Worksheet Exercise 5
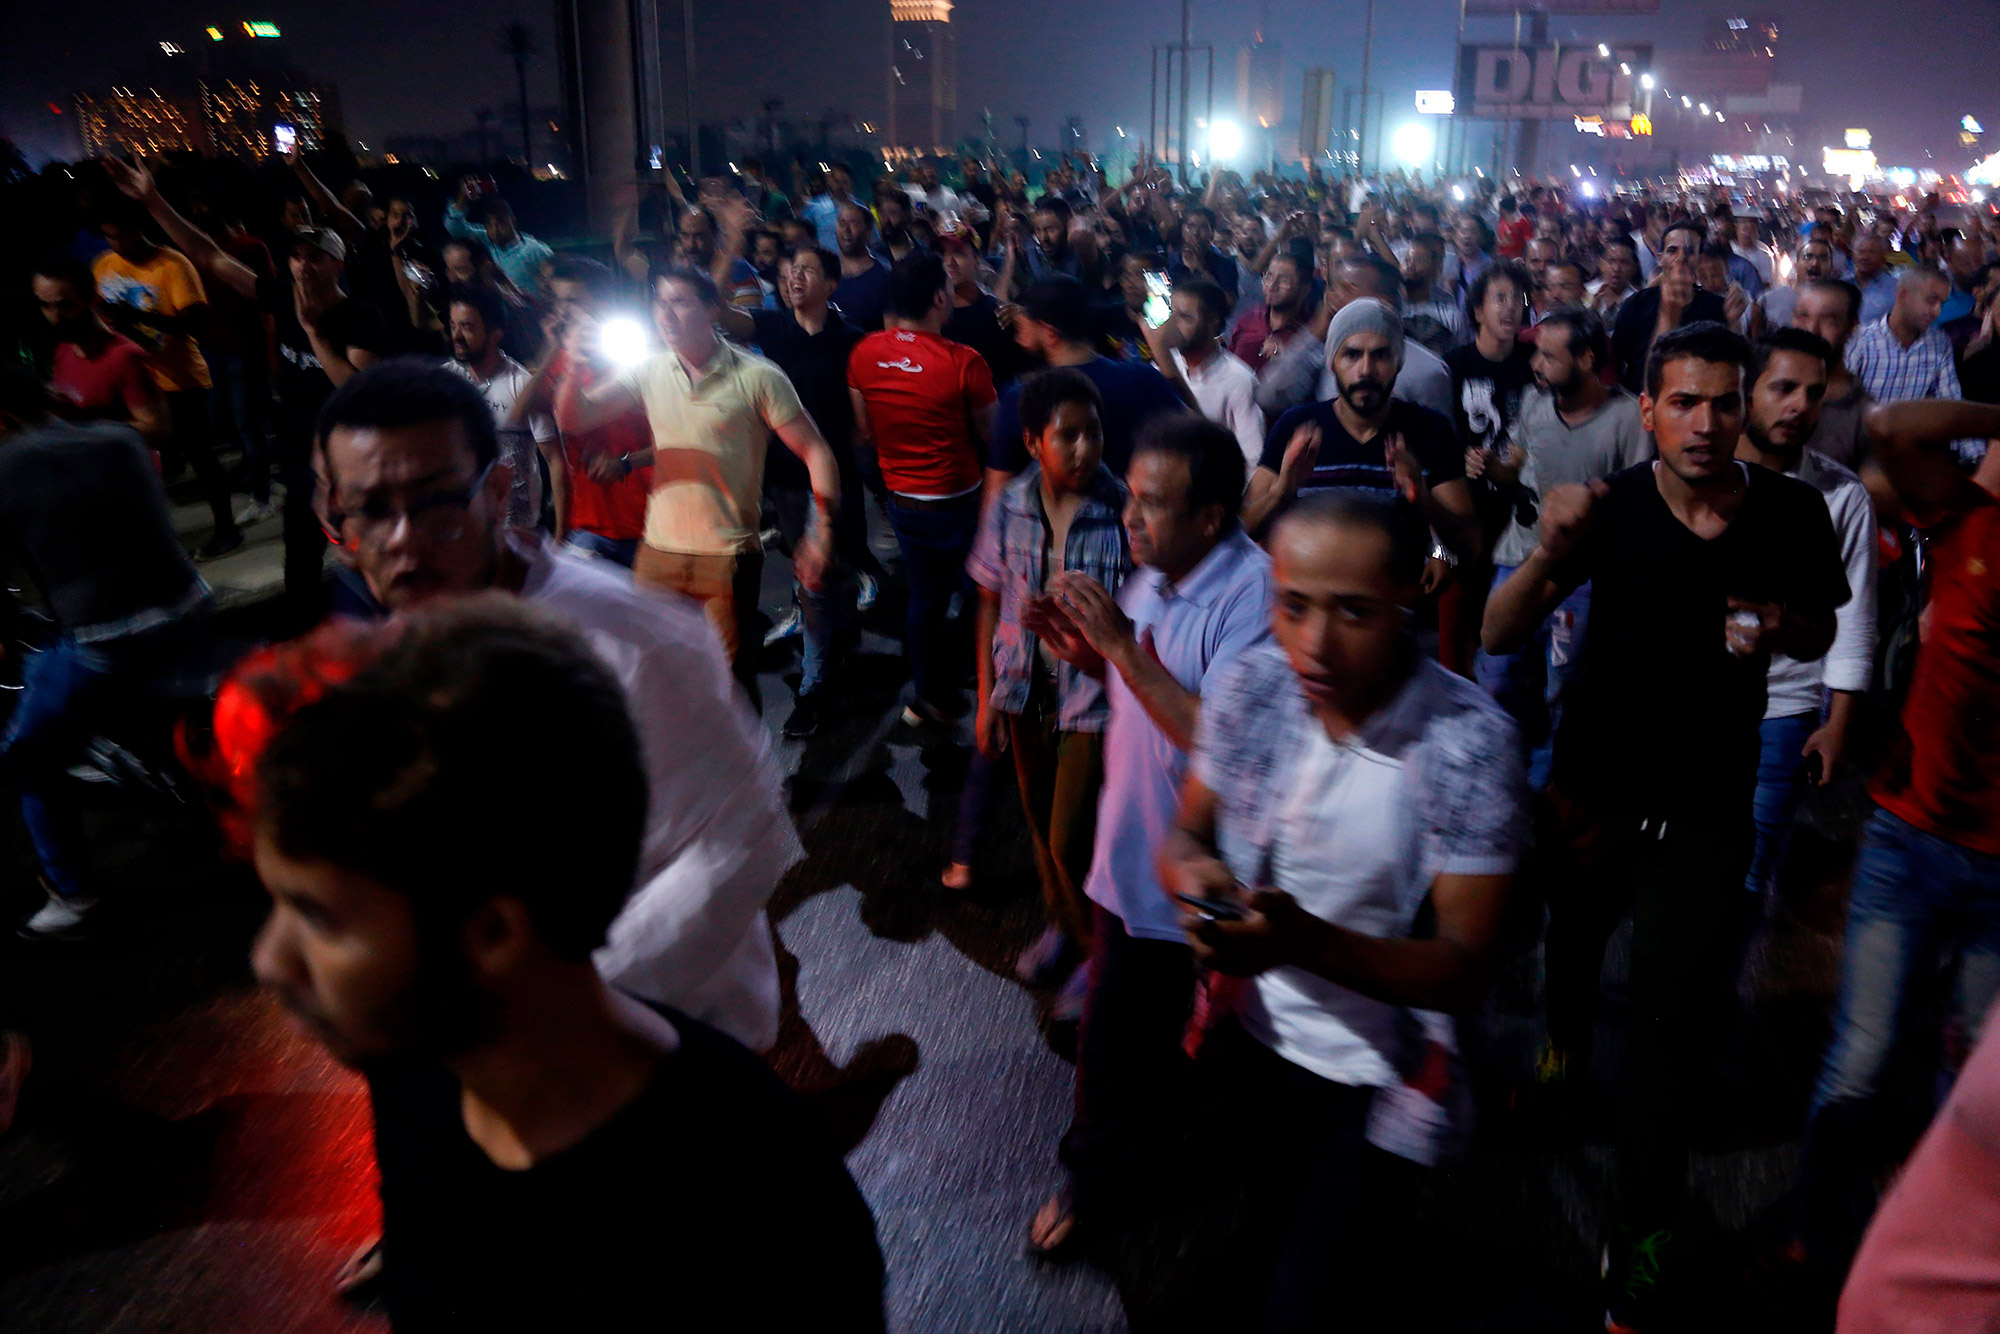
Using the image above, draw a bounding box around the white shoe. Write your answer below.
[762,607,803,647]
[20,890,95,938]
[234,499,279,526]
[856,571,880,610]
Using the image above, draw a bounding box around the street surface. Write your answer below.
[0,488,1865,1331]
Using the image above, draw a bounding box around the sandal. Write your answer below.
[1024,1187,1089,1262]
[940,863,974,892]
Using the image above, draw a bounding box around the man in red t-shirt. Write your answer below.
[1798,395,2000,1277]
[1495,196,1532,261]
[33,258,164,444]
[515,258,652,567]
[847,253,997,722]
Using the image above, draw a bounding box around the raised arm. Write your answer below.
[1863,398,2000,515]
[1482,481,1599,653]
[101,158,257,301]
[286,149,364,245]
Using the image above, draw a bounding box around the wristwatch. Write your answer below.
[1428,540,1459,568]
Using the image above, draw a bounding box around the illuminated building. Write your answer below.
[73,25,342,161]
[888,0,955,152]
[1236,25,1282,134]
[76,88,209,157]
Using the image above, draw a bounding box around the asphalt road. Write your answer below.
[0,504,1873,1332]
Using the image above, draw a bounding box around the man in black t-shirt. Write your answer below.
[1611,219,1728,395]
[104,157,386,622]
[1245,298,1480,574]
[721,244,868,733]
[1446,262,1536,462]
[937,220,1030,389]
[240,600,884,1332]
[1483,322,1846,1331]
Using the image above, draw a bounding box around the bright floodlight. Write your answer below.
[1641,73,1655,89]
[1207,118,1244,162]
[1451,184,1467,201]
[1391,122,1435,168]
[1581,182,1597,197]
[599,316,651,368]
[1597,43,1610,57]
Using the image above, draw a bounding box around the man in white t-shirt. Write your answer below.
[1148,275,1265,478]
[445,283,560,531]
[1160,491,1525,1329]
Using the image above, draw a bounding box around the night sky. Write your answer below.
[5,0,1996,171]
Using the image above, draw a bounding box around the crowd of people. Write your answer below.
[4,140,2000,1331]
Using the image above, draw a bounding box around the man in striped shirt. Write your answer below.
[1846,267,1959,406]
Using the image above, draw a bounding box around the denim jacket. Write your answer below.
[966,463,1131,732]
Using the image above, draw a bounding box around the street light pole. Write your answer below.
[1357,0,1375,176]
[683,0,698,176]
[1179,0,1193,186]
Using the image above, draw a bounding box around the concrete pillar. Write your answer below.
[557,0,643,235]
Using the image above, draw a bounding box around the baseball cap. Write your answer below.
[933,217,978,252]
[292,226,347,264]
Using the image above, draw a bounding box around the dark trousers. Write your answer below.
[207,350,272,504]
[1542,789,1753,1236]
[883,492,979,710]
[1006,686,1104,948]
[1060,905,1196,1223]
[278,431,327,624]
[1196,1021,1426,1332]
[165,389,239,538]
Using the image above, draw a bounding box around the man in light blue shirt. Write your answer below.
[444,193,554,300]
[803,164,865,250]
[1020,414,1273,1259]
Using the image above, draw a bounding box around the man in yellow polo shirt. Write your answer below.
[555,266,841,710]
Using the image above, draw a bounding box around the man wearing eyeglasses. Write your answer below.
[316,357,800,1058]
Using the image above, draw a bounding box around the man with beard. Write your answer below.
[1484,323,1846,1332]
[1791,279,1871,468]
[832,203,893,332]
[1169,206,1238,305]
[1472,307,1648,774]
[239,597,882,1329]
[1028,195,1081,282]
[675,203,764,310]
[1400,232,1470,355]
[1611,220,1727,395]
[937,219,1030,389]
[874,187,925,265]
[443,283,561,533]
[1228,252,1316,374]
[1733,329,1876,906]
[1245,299,1480,573]
[1587,236,1642,321]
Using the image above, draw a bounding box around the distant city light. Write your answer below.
[1682,96,1692,109]
[242,20,281,37]
[1699,103,1710,115]
[206,26,224,40]
[1965,115,1986,135]
[1414,90,1455,115]
[1596,43,1610,57]
[160,41,185,55]
[1581,182,1597,197]
[1390,122,1436,167]
[1619,63,1630,76]
[1640,73,1655,90]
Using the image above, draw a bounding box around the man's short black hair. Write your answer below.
[1661,218,1705,251]
[1129,413,1244,534]
[1341,253,1405,301]
[1468,261,1529,320]
[652,265,720,307]
[31,254,95,295]
[442,235,492,266]
[1018,366,1105,444]
[317,358,500,486]
[1022,275,1096,342]
[788,244,842,280]
[1748,326,1834,390]
[1602,234,1640,261]
[1276,489,1429,586]
[1182,204,1216,227]
[886,252,948,321]
[255,597,648,964]
[1410,230,1446,257]
[1539,306,1608,368]
[446,281,508,334]
[1548,257,1586,285]
[1804,277,1863,326]
[1697,242,1734,265]
[549,255,621,301]
[1174,275,1230,326]
[1644,320,1751,400]
[1033,194,1073,222]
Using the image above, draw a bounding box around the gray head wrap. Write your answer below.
[1325,297,1406,373]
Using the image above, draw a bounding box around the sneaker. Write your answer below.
[856,571,880,611]
[233,499,279,527]
[940,862,974,892]
[782,691,824,740]
[1603,1229,1674,1334]
[763,607,804,648]
[1015,926,1079,988]
[20,888,96,939]
[195,529,246,562]
[900,694,966,728]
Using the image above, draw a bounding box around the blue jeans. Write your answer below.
[1812,808,2000,1113]
[768,484,855,697]
[1746,711,1820,895]
[0,624,197,899]
[1473,566,1589,788]
[884,493,979,709]
[563,531,639,568]
[208,350,271,505]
